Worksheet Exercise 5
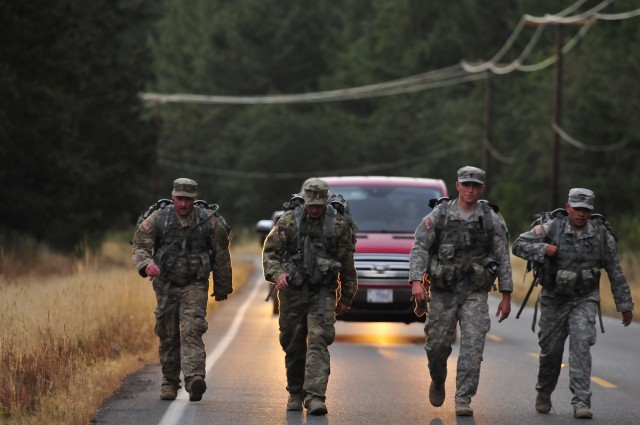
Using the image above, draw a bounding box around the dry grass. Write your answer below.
[1,233,636,424]
[0,236,257,425]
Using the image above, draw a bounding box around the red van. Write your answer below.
[322,176,447,323]
[258,176,448,323]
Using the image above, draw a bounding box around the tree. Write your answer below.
[0,0,160,251]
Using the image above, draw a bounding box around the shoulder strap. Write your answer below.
[323,205,338,255]
[546,216,565,246]
[478,200,495,233]
[156,205,173,240]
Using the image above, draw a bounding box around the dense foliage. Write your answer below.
[0,0,159,251]
[2,0,639,251]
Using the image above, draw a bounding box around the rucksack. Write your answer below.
[281,192,359,240]
[427,196,500,247]
[516,208,616,332]
[135,199,231,235]
[525,208,616,277]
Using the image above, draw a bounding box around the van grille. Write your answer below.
[354,253,410,285]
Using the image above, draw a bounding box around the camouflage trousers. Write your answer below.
[536,294,597,407]
[153,279,209,389]
[278,284,337,402]
[424,289,491,404]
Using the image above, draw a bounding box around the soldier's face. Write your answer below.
[305,204,326,219]
[172,195,196,217]
[566,204,591,229]
[456,181,484,205]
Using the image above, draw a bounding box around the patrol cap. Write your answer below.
[302,178,329,205]
[457,166,486,185]
[568,188,595,210]
[172,178,198,198]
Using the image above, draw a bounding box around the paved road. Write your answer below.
[94,263,640,425]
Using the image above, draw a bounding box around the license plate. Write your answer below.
[367,289,393,303]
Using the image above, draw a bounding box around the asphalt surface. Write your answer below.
[93,258,640,425]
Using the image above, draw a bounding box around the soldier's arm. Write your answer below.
[492,212,513,293]
[262,213,293,283]
[511,222,551,263]
[335,219,357,305]
[408,210,437,283]
[210,216,233,297]
[131,211,159,278]
[603,232,634,313]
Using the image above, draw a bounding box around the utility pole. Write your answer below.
[524,17,596,209]
[551,24,563,208]
[483,71,493,193]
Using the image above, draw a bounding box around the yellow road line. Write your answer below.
[591,376,617,388]
[487,334,502,342]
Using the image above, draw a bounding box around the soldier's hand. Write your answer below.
[336,302,350,316]
[276,273,290,290]
[544,244,558,257]
[622,311,633,326]
[411,280,428,301]
[145,262,160,277]
[496,292,511,323]
[213,293,228,302]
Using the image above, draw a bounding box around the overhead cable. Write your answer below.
[481,137,519,164]
[157,143,473,179]
[461,0,589,74]
[516,22,592,72]
[139,0,640,105]
[594,7,640,20]
[483,26,544,75]
[142,69,486,105]
[551,123,630,152]
[523,0,614,24]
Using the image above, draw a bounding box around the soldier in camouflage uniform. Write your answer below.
[262,178,357,416]
[409,166,513,417]
[512,188,634,419]
[132,178,232,402]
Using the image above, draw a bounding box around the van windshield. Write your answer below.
[331,185,443,233]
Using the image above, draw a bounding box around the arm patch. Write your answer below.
[533,224,543,236]
[423,217,434,231]
[140,219,153,233]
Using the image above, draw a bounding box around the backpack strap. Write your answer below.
[478,200,496,233]
[156,205,173,245]
[323,205,337,256]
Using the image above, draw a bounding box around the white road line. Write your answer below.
[157,275,263,425]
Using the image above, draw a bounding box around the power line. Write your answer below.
[552,122,630,152]
[141,69,485,105]
[523,0,614,24]
[461,0,589,74]
[462,0,620,75]
[157,143,473,180]
[141,0,640,106]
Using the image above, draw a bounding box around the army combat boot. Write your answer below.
[429,380,445,407]
[455,402,473,416]
[304,398,328,416]
[160,385,178,401]
[286,393,303,411]
[574,405,593,419]
[535,392,552,414]
[187,376,207,402]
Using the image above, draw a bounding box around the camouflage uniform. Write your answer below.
[512,188,633,410]
[409,169,513,406]
[262,182,357,407]
[132,179,232,394]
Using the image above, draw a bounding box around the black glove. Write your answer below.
[212,293,228,301]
